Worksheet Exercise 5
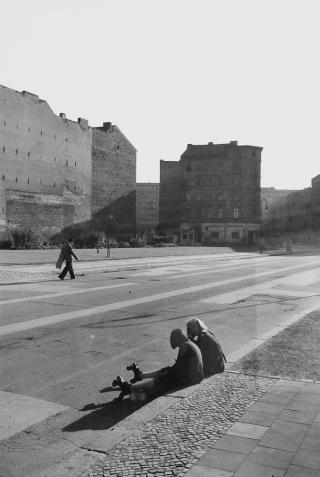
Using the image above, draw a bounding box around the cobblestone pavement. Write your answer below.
[87,373,275,477]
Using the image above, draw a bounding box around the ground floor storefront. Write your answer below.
[180,222,261,245]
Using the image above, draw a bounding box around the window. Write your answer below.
[54,157,57,162]
[217,193,224,201]
[15,177,18,182]
[182,233,187,240]
[2,175,5,180]
[218,208,223,218]
[3,121,5,126]
[233,208,239,219]
[231,232,240,239]
[28,127,30,132]
[75,161,77,167]
[16,149,18,155]
[54,183,56,188]
[2,146,5,153]
[233,192,240,201]
[41,130,43,136]
[211,232,220,238]
[28,152,30,157]
[196,192,201,201]
[233,175,240,185]
[27,178,30,184]
[66,160,68,166]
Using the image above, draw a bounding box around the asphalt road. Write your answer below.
[2,250,320,476]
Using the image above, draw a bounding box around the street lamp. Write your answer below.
[106,214,114,258]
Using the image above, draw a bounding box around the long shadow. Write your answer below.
[63,385,148,433]
[63,382,185,433]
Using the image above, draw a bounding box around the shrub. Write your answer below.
[11,226,42,249]
[0,240,12,249]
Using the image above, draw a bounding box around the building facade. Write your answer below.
[0,85,136,239]
[260,187,297,227]
[159,141,262,245]
[136,182,159,237]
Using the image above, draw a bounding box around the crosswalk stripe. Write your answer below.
[202,267,320,304]
[0,259,319,337]
[0,282,136,306]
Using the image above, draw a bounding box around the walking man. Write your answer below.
[58,237,79,280]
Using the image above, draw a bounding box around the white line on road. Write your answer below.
[0,254,294,305]
[0,282,137,306]
[202,267,320,304]
[1,259,319,337]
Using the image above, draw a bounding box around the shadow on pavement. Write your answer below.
[63,381,187,433]
[63,396,145,432]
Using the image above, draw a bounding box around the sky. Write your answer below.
[1,0,319,189]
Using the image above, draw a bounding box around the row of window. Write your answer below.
[185,160,258,174]
[186,192,240,202]
[198,230,241,240]
[2,121,67,141]
[184,208,240,219]
[184,175,260,187]
[1,146,77,167]
[1,175,78,191]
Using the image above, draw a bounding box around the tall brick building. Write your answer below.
[159,141,262,245]
[0,85,136,238]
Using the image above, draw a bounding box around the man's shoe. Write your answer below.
[58,276,64,280]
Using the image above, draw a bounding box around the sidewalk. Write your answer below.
[74,310,320,477]
[0,250,260,285]
[0,245,317,285]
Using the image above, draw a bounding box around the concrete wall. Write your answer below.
[91,123,136,214]
[0,85,137,241]
[0,86,92,236]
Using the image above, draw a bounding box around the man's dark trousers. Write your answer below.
[59,260,75,279]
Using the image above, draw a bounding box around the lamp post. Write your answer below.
[106,214,114,258]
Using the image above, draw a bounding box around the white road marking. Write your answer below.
[0,259,319,337]
[0,282,136,306]
[202,267,320,304]
[0,255,296,305]
[0,390,67,441]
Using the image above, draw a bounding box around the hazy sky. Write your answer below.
[1,0,319,189]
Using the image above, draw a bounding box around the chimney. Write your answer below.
[103,122,112,131]
[78,117,88,129]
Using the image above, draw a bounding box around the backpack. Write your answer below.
[208,331,227,373]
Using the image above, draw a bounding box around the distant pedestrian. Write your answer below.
[186,318,226,377]
[58,237,79,280]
